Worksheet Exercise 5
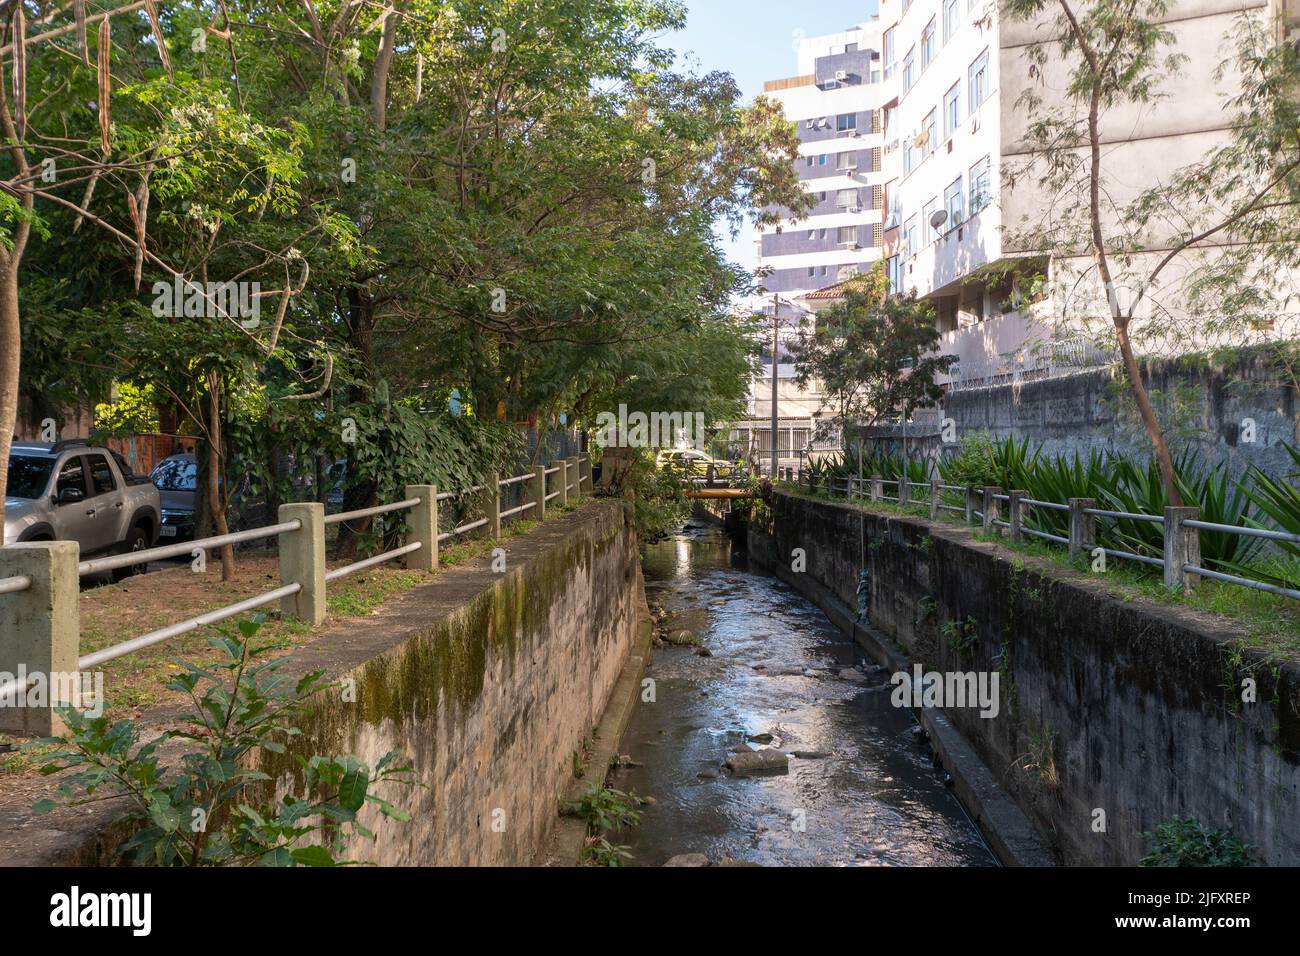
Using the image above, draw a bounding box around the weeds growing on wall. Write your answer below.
[31,617,416,866]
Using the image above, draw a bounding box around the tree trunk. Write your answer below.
[0,259,19,524]
[206,371,235,581]
[1115,320,1183,506]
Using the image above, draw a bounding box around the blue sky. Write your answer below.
[666,0,879,273]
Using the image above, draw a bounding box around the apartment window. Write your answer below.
[836,113,858,132]
[887,255,903,293]
[921,18,936,70]
[819,154,829,166]
[883,28,895,78]
[903,139,915,175]
[903,0,913,15]
[904,215,918,256]
[838,226,858,244]
[944,176,965,227]
[923,198,938,243]
[969,49,990,113]
[970,155,991,212]
[923,108,937,156]
[837,188,860,209]
[838,264,860,281]
[808,230,817,241]
[902,48,916,92]
[885,184,900,227]
[944,0,960,42]
[943,82,961,139]
[808,267,816,278]
[820,229,828,239]
[837,151,858,170]
[806,156,814,168]
[846,42,859,53]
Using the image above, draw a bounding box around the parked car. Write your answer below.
[655,448,736,481]
[4,440,161,580]
[150,452,198,541]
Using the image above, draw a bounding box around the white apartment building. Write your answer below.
[736,22,891,473]
[755,22,890,299]
[878,0,1296,390]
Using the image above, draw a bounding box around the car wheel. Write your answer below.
[111,527,150,582]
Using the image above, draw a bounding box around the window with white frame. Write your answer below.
[837,151,858,170]
[923,109,937,156]
[944,0,960,42]
[970,155,991,212]
[921,18,936,70]
[904,215,918,256]
[838,225,857,244]
[837,188,860,209]
[944,176,965,227]
[969,49,989,113]
[836,113,858,132]
[944,82,961,139]
[923,198,938,243]
[883,28,895,78]
[902,47,915,91]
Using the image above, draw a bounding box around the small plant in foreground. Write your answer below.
[581,835,634,867]
[562,784,644,833]
[1140,817,1254,867]
[32,617,417,866]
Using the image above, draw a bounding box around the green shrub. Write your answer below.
[1140,817,1253,867]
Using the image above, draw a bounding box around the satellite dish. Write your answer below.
[929,209,949,230]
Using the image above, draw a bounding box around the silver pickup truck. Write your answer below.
[4,440,161,580]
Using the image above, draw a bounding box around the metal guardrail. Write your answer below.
[2,454,593,696]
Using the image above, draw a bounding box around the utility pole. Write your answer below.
[770,293,780,479]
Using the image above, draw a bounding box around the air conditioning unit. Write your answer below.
[913,130,930,149]
[835,69,849,81]
[848,129,860,137]
[849,206,862,214]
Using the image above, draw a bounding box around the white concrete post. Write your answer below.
[899,478,910,508]
[870,475,883,502]
[279,502,326,626]
[930,479,942,520]
[405,485,439,571]
[1164,507,1202,592]
[532,465,547,521]
[965,487,980,524]
[1068,498,1096,562]
[580,456,593,492]
[0,542,80,736]
[1008,490,1026,542]
[566,456,581,499]
[983,487,1001,533]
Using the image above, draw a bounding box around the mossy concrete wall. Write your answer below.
[755,491,1300,866]
[4,501,641,867]
[268,500,642,866]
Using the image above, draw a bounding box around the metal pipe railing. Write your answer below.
[0,575,31,596]
[79,583,303,669]
[79,519,304,576]
[324,497,421,526]
[326,542,423,583]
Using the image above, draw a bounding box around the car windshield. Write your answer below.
[151,458,197,491]
[7,455,55,499]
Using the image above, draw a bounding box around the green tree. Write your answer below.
[791,264,955,440]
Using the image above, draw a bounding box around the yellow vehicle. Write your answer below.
[655,449,735,480]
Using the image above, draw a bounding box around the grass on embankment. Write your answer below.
[780,483,1300,664]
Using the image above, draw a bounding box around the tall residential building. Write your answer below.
[877,0,1295,391]
[756,21,890,297]
[734,21,890,474]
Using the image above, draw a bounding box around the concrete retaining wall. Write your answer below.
[5,501,642,867]
[755,491,1300,866]
[939,353,1299,480]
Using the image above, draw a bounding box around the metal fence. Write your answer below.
[0,457,593,706]
[799,472,1300,603]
